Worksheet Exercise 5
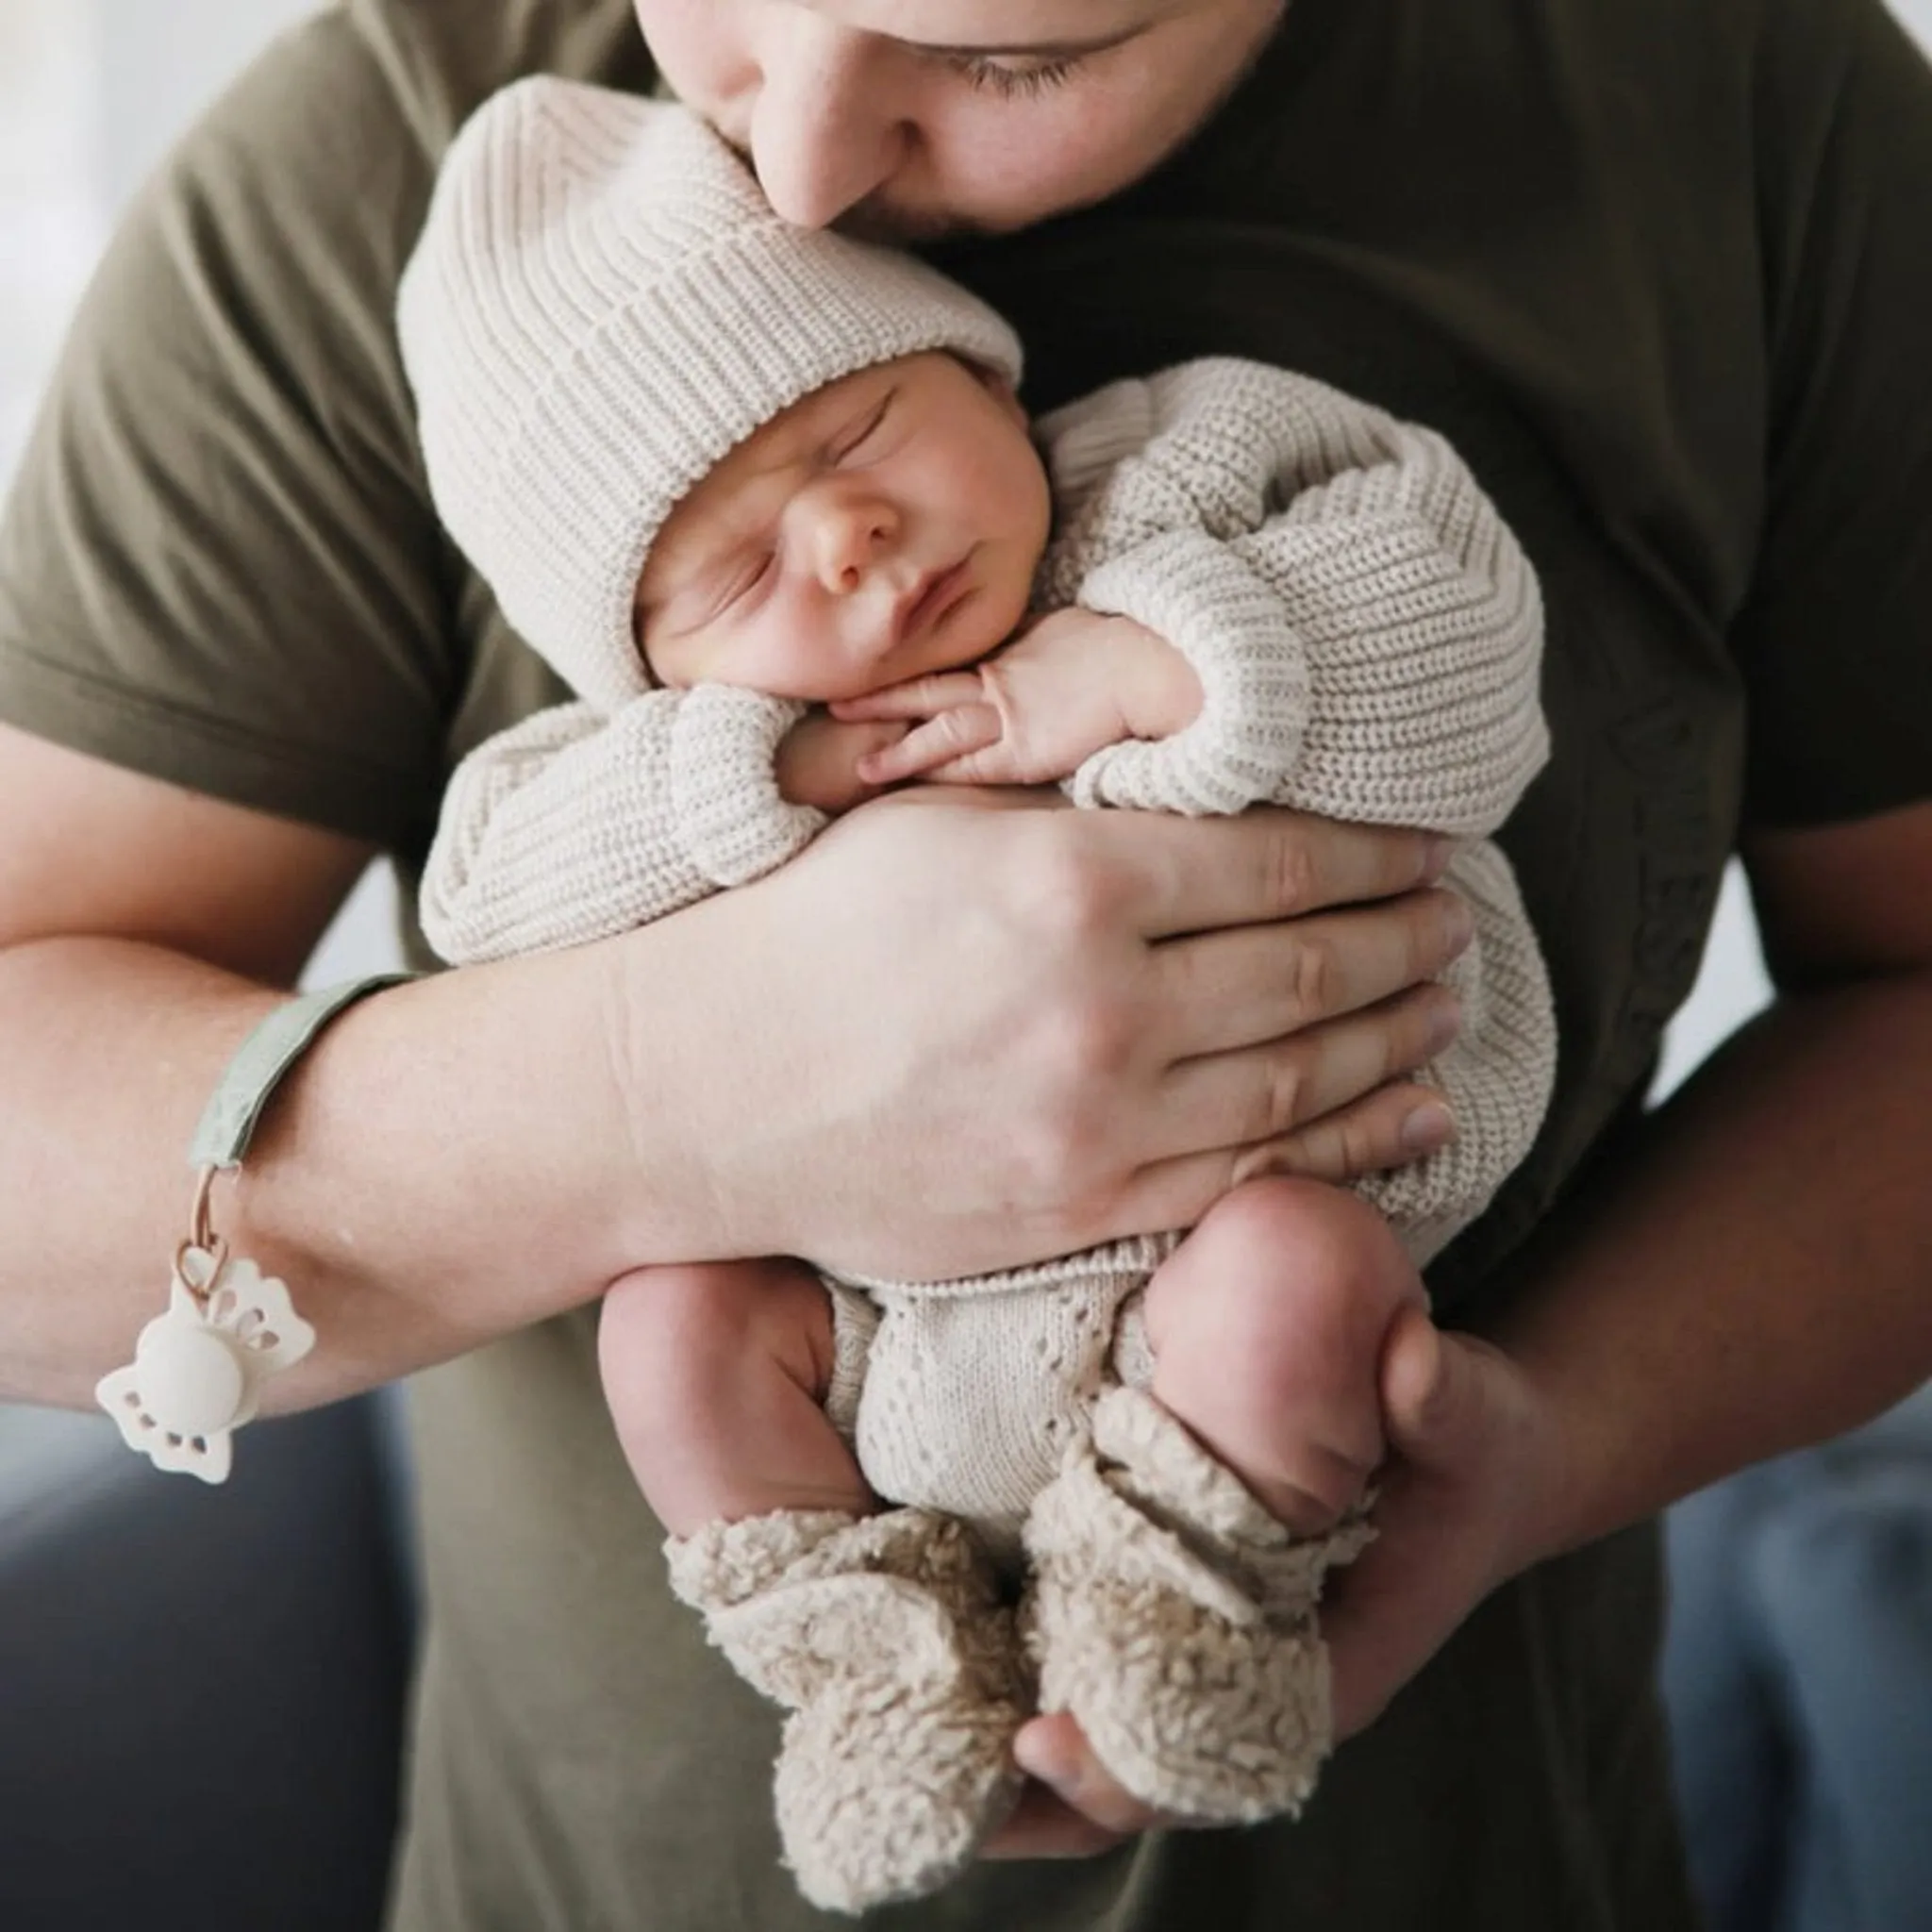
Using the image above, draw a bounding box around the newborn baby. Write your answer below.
[401,78,1555,1917]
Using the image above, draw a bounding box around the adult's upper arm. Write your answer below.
[1742,802,1932,992]
[1730,7,1932,990]
[1732,0,1932,833]
[0,722,373,986]
[0,9,458,857]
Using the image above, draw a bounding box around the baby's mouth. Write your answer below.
[895,556,972,646]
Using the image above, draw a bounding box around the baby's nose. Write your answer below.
[812,493,899,592]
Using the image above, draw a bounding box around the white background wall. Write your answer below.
[93,0,318,207]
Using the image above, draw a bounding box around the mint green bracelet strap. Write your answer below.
[96,972,419,1485]
[189,974,417,1172]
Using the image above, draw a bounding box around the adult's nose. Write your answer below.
[747,17,909,227]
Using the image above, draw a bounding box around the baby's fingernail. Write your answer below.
[1401,1100,1455,1155]
[1420,835,1454,882]
[1439,894,1474,954]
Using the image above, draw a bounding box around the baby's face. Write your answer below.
[636,352,1051,700]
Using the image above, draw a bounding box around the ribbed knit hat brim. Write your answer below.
[399,78,1024,711]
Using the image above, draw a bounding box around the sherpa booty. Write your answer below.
[1021,1384,1374,1824]
[664,1506,1027,1914]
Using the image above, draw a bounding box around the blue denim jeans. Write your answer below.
[1663,1384,1932,1932]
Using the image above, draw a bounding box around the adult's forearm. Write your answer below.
[0,778,1475,1419]
[0,936,704,1412]
[1499,967,1932,1566]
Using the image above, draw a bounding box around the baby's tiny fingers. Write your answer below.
[831,672,983,722]
[858,704,1003,782]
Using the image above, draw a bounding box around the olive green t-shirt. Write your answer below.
[4,0,1930,1925]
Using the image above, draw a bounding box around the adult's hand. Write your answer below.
[981,1307,1562,1858]
[980,803,1932,1860]
[617,786,1471,1280]
[1321,1307,1559,1738]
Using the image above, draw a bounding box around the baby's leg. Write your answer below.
[598,1258,872,1537]
[615,1264,1024,1912]
[1142,1176,1426,1536]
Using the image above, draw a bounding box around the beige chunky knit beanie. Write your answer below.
[398,77,1024,711]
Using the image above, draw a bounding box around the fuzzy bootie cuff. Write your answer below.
[1023,1387,1373,1824]
[666,1506,1026,1914]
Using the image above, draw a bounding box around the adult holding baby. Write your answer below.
[401,79,1555,1911]
[2,3,1930,1930]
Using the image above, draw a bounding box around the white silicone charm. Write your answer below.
[94,1248,316,1483]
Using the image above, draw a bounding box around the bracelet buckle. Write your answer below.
[94,974,414,1482]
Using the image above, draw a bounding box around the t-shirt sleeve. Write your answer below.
[1732,0,1932,829]
[0,11,457,852]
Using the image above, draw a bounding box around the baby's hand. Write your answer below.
[833,609,1202,789]
[774,711,912,815]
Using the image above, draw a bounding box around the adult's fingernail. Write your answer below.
[1014,1724,1080,1794]
[1401,1099,1455,1154]
[1424,990,1462,1057]
[1410,1320,1446,1426]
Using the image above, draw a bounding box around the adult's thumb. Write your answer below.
[1380,1306,1498,1467]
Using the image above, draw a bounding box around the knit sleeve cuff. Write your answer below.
[668,684,825,886]
[1066,530,1310,816]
